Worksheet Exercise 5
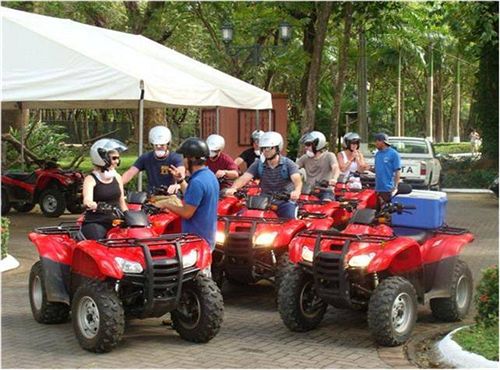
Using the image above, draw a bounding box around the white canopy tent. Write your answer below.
[1,6,273,189]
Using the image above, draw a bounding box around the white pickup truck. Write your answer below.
[362,136,443,190]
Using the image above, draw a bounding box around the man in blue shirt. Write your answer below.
[374,133,401,205]
[160,137,219,250]
[122,125,185,193]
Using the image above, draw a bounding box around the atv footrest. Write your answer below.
[435,225,469,235]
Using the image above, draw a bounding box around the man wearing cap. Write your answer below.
[374,133,401,205]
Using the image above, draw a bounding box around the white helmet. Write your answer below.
[300,131,327,151]
[343,132,361,148]
[149,125,172,145]
[206,134,225,157]
[90,138,128,167]
[251,130,264,143]
[259,131,283,151]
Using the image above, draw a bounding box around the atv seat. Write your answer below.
[392,226,433,244]
[5,172,36,183]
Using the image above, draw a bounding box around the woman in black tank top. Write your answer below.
[82,140,128,240]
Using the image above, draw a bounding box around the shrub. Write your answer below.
[1,217,10,259]
[475,265,499,327]
[434,142,474,154]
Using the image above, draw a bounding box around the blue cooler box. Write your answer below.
[392,190,447,229]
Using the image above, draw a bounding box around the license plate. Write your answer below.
[400,164,420,176]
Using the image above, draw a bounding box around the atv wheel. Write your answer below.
[66,202,85,214]
[368,276,417,346]
[1,190,11,215]
[277,266,327,332]
[29,261,70,324]
[39,188,66,217]
[72,280,124,353]
[13,202,35,213]
[274,252,292,291]
[430,260,473,322]
[172,275,224,343]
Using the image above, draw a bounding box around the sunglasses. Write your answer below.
[110,156,120,161]
[304,142,313,147]
[261,147,274,151]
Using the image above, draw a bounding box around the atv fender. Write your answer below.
[367,238,423,275]
[28,232,74,265]
[71,241,124,280]
[40,257,71,304]
[424,255,458,302]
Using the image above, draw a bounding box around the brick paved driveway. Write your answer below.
[1,193,497,368]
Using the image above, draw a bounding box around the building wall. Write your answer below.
[201,93,288,162]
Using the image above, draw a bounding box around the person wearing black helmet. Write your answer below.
[235,129,264,172]
[160,137,219,250]
[374,133,401,205]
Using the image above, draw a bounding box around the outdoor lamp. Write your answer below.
[279,21,292,43]
[221,21,234,44]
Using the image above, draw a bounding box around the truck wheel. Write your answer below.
[72,280,124,353]
[13,202,35,213]
[172,275,224,343]
[368,276,417,346]
[430,260,473,321]
[1,190,11,215]
[39,189,66,217]
[29,261,70,324]
[277,266,327,332]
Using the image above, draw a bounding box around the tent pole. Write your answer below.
[256,110,259,131]
[138,81,145,192]
[216,107,220,134]
[19,102,25,171]
[268,109,272,130]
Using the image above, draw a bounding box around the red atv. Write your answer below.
[278,184,473,346]
[334,173,378,209]
[1,159,84,217]
[28,203,224,353]
[212,192,335,288]
[217,180,261,216]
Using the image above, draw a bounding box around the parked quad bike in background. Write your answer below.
[28,203,223,353]
[334,173,378,209]
[278,183,474,347]
[489,176,499,198]
[1,159,84,217]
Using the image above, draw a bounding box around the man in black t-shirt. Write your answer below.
[235,129,264,172]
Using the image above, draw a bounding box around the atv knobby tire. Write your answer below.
[71,280,124,353]
[1,190,11,215]
[430,260,473,322]
[66,202,85,214]
[13,202,35,213]
[172,275,224,343]
[274,252,292,291]
[368,276,417,347]
[277,266,327,332]
[29,261,70,324]
[39,188,66,217]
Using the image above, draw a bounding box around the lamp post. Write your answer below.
[221,20,292,64]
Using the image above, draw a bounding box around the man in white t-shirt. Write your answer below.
[297,131,340,201]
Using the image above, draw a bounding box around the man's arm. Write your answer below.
[232,172,253,190]
[329,153,340,184]
[122,166,139,185]
[290,172,303,200]
[162,202,197,219]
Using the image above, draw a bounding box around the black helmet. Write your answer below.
[176,137,209,159]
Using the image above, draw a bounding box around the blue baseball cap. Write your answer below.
[374,133,391,146]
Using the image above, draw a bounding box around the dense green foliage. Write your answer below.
[454,265,499,362]
[453,324,499,361]
[475,265,499,327]
[1,217,10,259]
[2,1,497,169]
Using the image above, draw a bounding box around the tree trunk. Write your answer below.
[452,59,461,142]
[395,48,402,136]
[425,44,434,141]
[329,2,353,149]
[357,30,368,141]
[301,2,333,135]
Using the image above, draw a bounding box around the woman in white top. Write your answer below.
[337,132,369,178]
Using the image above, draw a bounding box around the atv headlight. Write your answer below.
[348,252,376,268]
[115,257,143,273]
[301,247,314,262]
[215,231,226,245]
[254,232,278,247]
[182,249,198,268]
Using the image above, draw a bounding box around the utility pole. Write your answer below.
[396,47,402,136]
[425,43,434,141]
[358,30,368,144]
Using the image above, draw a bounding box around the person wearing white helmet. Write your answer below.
[205,134,239,190]
[226,131,302,219]
[122,125,185,193]
[234,129,264,171]
[337,132,369,181]
[297,130,340,201]
[81,138,128,240]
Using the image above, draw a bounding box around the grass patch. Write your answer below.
[434,142,474,154]
[453,324,499,361]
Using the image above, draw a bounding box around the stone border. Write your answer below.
[437,326,499,368]
[0,254,20,272]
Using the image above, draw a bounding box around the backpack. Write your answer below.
[257,156,290,180]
